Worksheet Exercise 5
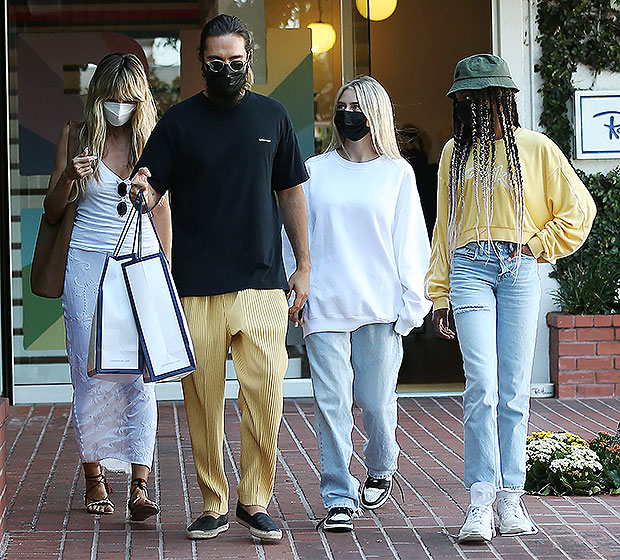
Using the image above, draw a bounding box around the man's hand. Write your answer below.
[287,268,309,326]
[130,166,161,210]
[432,309,456,340]
[278,185,310,326]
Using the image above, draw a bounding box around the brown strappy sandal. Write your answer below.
[85,472,115,515]
[128,478,160,522]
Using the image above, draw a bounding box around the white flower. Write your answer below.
[549,446,602,474]
[526,437,569,466]
[526,432,590,468]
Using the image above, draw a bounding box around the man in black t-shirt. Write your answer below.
[131,15,310,542]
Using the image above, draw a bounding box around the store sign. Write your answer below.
[575,90,620,159]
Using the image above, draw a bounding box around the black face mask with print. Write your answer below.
[455,98,473,128]
[334,110,371,141]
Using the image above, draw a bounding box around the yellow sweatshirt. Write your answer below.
[425,128,597,311]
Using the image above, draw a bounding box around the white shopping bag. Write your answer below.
[87,210,144,382]
[122,194,196,383]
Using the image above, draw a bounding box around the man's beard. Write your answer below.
[206,86,246,107]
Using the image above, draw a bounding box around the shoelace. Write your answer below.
[499,496,522,518]
[468,505,491,523]
[393,476,405,503]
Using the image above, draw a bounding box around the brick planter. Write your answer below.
[548,312,620,398]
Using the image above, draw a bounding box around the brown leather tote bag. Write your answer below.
[30,120,82,298]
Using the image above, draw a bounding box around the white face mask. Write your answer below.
[103,101,136,127]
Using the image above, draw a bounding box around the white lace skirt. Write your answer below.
[62,247,157,472]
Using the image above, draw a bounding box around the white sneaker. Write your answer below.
[496,492,537,536]
[458,504,496,543]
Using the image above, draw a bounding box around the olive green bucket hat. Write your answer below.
[447,53,518,98]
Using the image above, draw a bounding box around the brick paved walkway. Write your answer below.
[2,397,620,559]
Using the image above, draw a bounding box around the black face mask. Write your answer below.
[204,65,247,103]
[455,99,473,128]
[334,110,371,141]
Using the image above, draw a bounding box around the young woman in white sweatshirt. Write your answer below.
[300,76,431,532]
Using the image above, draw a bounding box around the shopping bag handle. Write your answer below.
[112,204,138,258]
[134,191,168,263]
[136,192,144,259]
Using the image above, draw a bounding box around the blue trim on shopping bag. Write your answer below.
[95,253,144,377]
[122,251,196,383]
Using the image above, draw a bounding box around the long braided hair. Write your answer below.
[446,87,524,261]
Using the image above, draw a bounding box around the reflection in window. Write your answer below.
[63,63,97,95]
[62,37,181,115]
[265,0,339,153]
[138,37,181,114]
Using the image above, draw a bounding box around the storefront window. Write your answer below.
[7,0,500,401]
[6,0,375,402]
[7,1,199,402]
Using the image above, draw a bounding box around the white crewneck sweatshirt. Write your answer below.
[288,150,431,337]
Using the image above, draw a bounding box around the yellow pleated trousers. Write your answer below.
[181,289,289,514]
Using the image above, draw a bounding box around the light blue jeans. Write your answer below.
[306,323,403,511]
[449,241,540,491]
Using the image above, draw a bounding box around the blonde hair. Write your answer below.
[326,76,402,159]
[75,53,158,197]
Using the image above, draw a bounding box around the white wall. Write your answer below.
[494,0,619,391]
[493,0,550,388]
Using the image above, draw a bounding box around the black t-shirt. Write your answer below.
[136,91,308,297]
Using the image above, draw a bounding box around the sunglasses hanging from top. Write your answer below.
[117,181,128,216]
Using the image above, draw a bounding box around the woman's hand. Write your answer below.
[64,147,97,181]
[432,309,456,340]
[508,243,534,260]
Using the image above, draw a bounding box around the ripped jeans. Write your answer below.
[449,241,540,491]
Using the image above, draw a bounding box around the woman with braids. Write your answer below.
[45,53,170,520]
[425,54,595,543]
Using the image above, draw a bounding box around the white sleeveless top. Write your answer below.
[70,161,159,255]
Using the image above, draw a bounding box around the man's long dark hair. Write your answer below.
[197,14,254,87]
[447,87,524,259]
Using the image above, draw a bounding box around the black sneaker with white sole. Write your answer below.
[320,507,354,532]
[186,513,229,539]
[360,476,392,510]
[235,502,282,541]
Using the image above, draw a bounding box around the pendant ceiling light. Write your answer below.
[307,0,336,55]
[355,0,398,21]
[307,21,337,55]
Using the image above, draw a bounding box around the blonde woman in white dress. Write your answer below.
[44,53,171,520]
